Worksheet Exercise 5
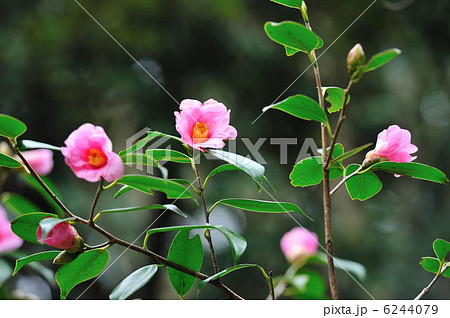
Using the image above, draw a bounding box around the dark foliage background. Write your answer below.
[0,0,449,299]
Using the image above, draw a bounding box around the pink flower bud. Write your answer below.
[21,149,54,176]
[175,99,238,151]
[36,218,81,251]
[363,125,418,168]
[0,206,23,252]
[347,43,366,75]
[280,227,318,264]
[61,123,124,182]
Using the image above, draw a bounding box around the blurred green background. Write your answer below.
[0,0,449,299]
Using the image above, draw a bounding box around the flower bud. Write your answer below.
[347,43,366,75]
[53,250,77,265]
[20,149,54,176]
[280,227,318,265]
[36,218,83,251]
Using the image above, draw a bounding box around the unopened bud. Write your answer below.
[347,43,366,75]
[66,234,85,253]
[362,150,388,168]
[53,250,77,265]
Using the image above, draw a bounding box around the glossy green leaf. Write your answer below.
[0,153,23,168]
[420,257,450,278]
[119,131,154,157]
[331,143,372,163]
[433,239,450,262]
[11,212,57,243]
[56,249,109,300]
[270,0,302,9]
[345,164,382,201]
[1,192,40,215]
[18,140,61,151]
[309,252,366,281]
[20,174,64,216]
[323,87,351,113]
[290,157,323,187]
[263,95,328,124]
[362,49,401,73]
[113,185,135,199]
[13,251,60,276]
[110,264,158,300]
[211,198,311,220]
[290,270,326,299]
[0,114,27,141]
[118,175,193,199]
[369,162,448,184]
[38,217,75,242]
[207,149,265,187]
[146,149,191,164]
[167,230,203,297]
[203,164,243,186]
[96,204,187,219]
[145,224,246,264]
[285,46,299,56]
[198,264,268,293]
[264,21,323,53]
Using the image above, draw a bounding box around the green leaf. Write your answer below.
[0,153,23,168]
[113,185,135,199]
[285,46,299,56]
[18,140,61,151]
[290,157,322,187]
[11,212,57,243]
[345,164,382,201]
[13,251,60,276]
[118,175,193,199]
[146,149,191,164]
[362,49,401,73]
[433,239,450,262]
[109,264,158,300]
[263,95,328,124]
[207,149,265,187]
[38,217,75,242]
[145,224,246,264]
[420,257,450,278]
[211,198,311,221]
[198,264,268,293]
[323,87,351,113]
[1,192,40,215]
[56,249,109,300]
[369,162,449,184]
[264,21,323,54]
[0,114,27,141]
[309,252,367,281]
[96,204,187,219]
[203,164,243,186]
[270,0,302,9]
[289,270,326,299]
[331,143,372,163]
[167,230,203,297]
[20,174,64,216]
[118,131,154,157]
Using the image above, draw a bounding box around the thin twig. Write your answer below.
[268,271,276,300]
[414,263,449,300]
[192,158,220,274]
[330,165,362,196]
[88,178,104,225]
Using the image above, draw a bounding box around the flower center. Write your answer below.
[192,122,209,143]
[88,149,107,168]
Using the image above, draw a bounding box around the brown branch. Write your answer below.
[88,178,104,225]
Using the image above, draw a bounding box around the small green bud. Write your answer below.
[53,250,77,265]
[347,43,366,75]
[66,234,85,253]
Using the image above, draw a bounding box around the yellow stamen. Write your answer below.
[88,149,107,168]
[192,122,209,143]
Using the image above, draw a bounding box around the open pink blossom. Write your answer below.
[280,227,318,264]
[20,149,54,176]
[364,125,418,165]
[175,99,237,151]
[0,206,23,252]
[36,218,78,250]
[61,123,124,182]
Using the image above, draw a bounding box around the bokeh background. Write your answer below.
[0,0,449,300]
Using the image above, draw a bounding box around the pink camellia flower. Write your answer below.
[61,123,124,182]
[175,99,237,151]
[280,227,318,264]
[364,125,418,166]
[20,149,54,176]
[0,206,23,252]
[36,218,80,251]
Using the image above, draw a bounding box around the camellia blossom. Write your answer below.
[364,125,418,166]
[0,206,23,252]
[61,123,124,182]
[175,99,237,151]
[20,149,54,176]
[280,227,318,264]
[36,218,80,251]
